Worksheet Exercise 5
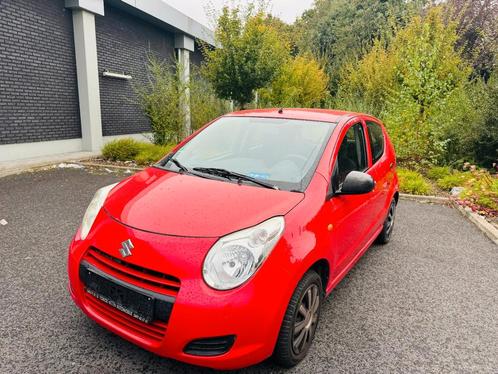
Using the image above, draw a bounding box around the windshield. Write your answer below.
[160,116,335,192]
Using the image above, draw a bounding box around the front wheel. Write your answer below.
[376,198,397,244]
[273,270,323,368]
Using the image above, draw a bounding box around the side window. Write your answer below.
[333,123,367,190]
[366,121,385,164]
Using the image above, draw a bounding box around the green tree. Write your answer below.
[336,7,475,164]
[296,0,425,93]
[202,6,289,108]
[258,54,330,107]
[446,0,498,80]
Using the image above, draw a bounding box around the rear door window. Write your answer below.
[366,121,385,164]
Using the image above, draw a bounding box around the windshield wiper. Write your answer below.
[193,167,279,190]
[170,158,189,173]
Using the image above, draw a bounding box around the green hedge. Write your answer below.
[397,168,432,195]
[102,138,174,166]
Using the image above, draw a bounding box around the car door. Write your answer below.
[365,119,392,229]
[324,120,373,274]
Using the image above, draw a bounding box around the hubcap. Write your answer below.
[292,284,320,355]
[386,201,396,235]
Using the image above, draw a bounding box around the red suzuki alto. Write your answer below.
[68,109,398,369]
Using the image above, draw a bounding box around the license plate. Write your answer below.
[80,264,155,324]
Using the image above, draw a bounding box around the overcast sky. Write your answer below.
[163,0,315,28]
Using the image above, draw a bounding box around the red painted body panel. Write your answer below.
[68,109,398,370]
[104,168,304,237]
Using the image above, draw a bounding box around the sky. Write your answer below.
[162,0,315,28]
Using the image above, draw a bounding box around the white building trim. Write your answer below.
[0,133,152,162]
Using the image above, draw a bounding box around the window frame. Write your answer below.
[365,120,385,165]
[331,120,369,192]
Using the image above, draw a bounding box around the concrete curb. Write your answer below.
[399,193,450,204]
[452,203,498,246]
[401,193,498,246]
[78,161,143,171]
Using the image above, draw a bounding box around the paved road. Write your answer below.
[1,168,497,373]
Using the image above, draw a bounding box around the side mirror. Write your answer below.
[336,171,375,196]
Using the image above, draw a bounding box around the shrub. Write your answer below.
[190,68,230,131]
[102,139,144,161]
[459,170,498,211]
[258,54,329,108]
[436,172,470,190]
[135,55,184,145]
[135,144,174,166]
[426,166,452,181]
[397,168,432,195]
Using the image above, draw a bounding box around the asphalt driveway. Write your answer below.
[1,168,497,373]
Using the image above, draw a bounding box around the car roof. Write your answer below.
[225,108,369,124]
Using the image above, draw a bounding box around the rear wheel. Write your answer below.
[376,198,397,244]
[273,270,323,368]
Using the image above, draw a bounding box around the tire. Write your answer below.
[376,198,397,244]
[273,270,323,368]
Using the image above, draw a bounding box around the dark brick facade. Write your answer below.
[0,0,81,145]
[96,5,176,136]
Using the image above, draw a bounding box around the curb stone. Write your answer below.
[78,162,143,171]
[452,203,498,246]
[399,193,449,204]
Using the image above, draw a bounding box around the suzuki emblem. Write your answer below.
[119,239,134,258]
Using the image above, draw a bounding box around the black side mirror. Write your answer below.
[336,171,375,196]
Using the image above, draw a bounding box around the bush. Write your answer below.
[459,170,498,211]
[135,55,184,145]
[135,144,174,166]
[101,138,174,165]
[397,168,432,195]
[426,166,452,181]
[258,54,329,108]
[102,139,144,161]
[436,172,470,190]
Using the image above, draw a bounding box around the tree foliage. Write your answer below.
[446,0,498,80]
[295,0,426,93]
[258,54,329,107]
[202,6,289,108]
[336,7,476,164]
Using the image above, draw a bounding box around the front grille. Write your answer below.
[80,247,181,344]
[184,336,236,356]
[85,292,168,343]
[83,247,180,297]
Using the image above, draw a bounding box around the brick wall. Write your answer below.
[96,5,176,136]
[0,0,81,145]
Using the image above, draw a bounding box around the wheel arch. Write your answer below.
[308,258,330,292]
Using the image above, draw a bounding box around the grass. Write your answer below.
[102,138,174,166]
[397,168,432,195]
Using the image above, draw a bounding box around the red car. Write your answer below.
[68,109,398,369]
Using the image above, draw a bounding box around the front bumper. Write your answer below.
[67,211,293,370]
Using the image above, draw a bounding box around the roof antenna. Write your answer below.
[278,108,283,114]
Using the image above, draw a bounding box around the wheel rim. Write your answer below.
[292,284,320,355]
[385,201,396,235]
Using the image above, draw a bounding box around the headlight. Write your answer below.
[80,183,118,240]
[203,216,285,290]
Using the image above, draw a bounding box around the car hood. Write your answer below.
[104,167,304,238]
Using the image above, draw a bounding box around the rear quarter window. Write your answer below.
[366,121,385,164]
